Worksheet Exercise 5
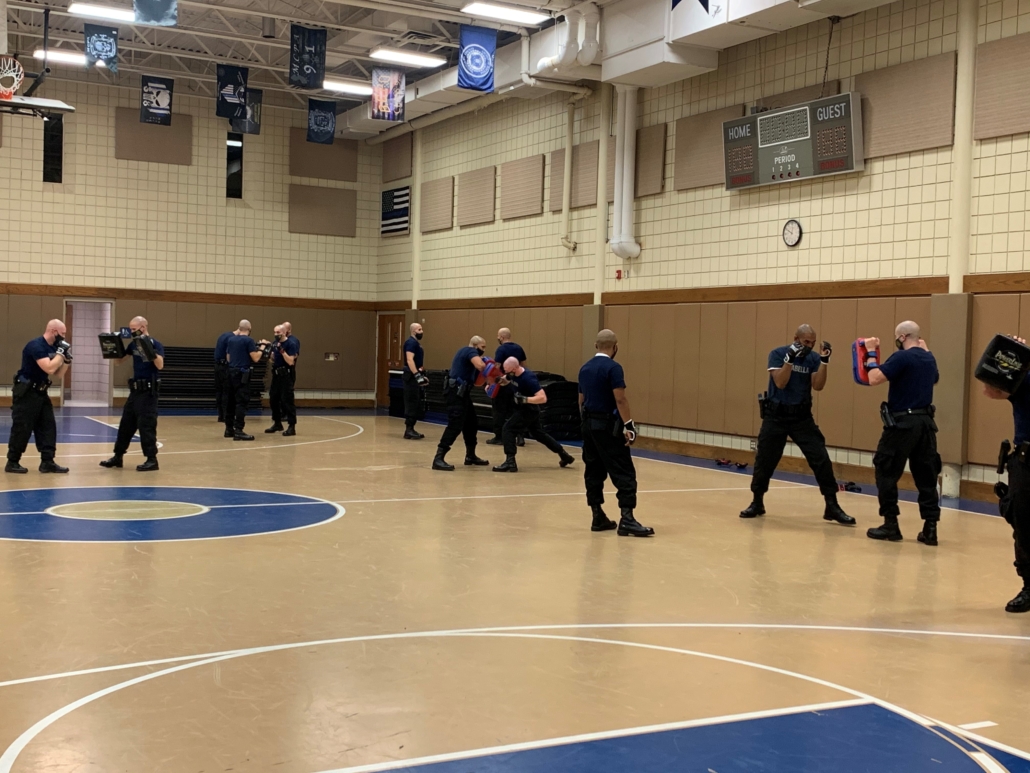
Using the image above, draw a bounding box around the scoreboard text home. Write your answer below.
[723,93,865,191]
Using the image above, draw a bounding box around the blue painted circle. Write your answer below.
[0,486,342,542]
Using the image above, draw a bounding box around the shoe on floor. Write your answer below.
[823,502,856,525]
[432,453,454,471]
[4,461,27,474]
[516,436,525,447]
[39,461,69,474]
[492,457,518,473]
[283,426,296,437]
[559,451,575,468]
[233,432,255,441]
[485,437,503,445]
[136,458,159,472]
[99,455,124,469]
[590,505,617,532]
[1005,587,1030,613]
[404,430,424,440]
[264,424,284,434]
[867,517,903,542]
[617,508,654,537]
[917,521,938,546]
[740,501,765,519]
[465,455,490,466]
[224,429,235,438]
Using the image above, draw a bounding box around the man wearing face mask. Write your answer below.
[741,324,853,525]
[492,356,575,473]
[487,328,526,448]
[6,319,72,474]
[577,330,654,536]
[402,322,427,439]
[860,321,941,545]
[432,335,491,471]
[265,324,299,437]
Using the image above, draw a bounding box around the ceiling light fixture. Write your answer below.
[461,2,550,25]
[322,79,374,96]
[34,49,104,67]
[369,47,447,68]
[226,139,243,147]
[67,3,136,23]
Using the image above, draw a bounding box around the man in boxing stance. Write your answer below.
[432,336,491,471]
[741,324,855,525]
[492,357,575,473]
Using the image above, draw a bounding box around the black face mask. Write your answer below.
[415,333,423,340]
[476,348,485,356]
[53,334,64,347]
[611,346,618,361]
[895,337,905,351]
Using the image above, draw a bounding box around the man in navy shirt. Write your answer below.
[487,328,527,448]
[402,322,427,440]
[492,357,574,473]
[266,324,300,437]
[433,336,491,471]
[861,320,941,545]
[100,316,165,472]
[224,320,268,441]
[6,319,72,474]
[980,336,1030,613]
[742,324,853,526]
[577,329,653,537]
[214,329,233,424]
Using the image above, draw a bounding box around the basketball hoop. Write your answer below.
[0,57,26,101]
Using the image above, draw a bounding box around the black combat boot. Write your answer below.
[867,515,903,542]
[99,455,124,469]
[264,423,284,434]
[432,449,454,471]
[823,499,856,525]
[404,428,424,440]
[234,432,255,441]
[5,460,27,474]
[740,499,765,518]
[618,508,655,537]
[485,436,503,445]
[283,425,296,437]
[39,461,69,473]
[136,458,159,472]
[492,456,518,472]
[917,520,938,546]
[465,454,490,466]
[1005,586,1030,613]
[590,505,617,532]
[559,451,575,467]
[224,428,235,438]
[516,435,525,447]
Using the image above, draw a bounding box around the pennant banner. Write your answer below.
[216,64,248,119]
[289,25,327,90]
[84,24,119,73]
[307,98,336,144]
[140,74,174,125]
[230,88,263,135]
[370,67,405,122]
[134,0,177,26]
[457,25,496,92]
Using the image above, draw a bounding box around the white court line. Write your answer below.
[314,699,873,773]
[959,721,1000,730]
[333,485,794,505]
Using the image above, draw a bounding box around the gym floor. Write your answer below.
[0,409,1028,772]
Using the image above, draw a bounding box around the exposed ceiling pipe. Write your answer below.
[537,11,580,73]
[576,3,599,67]
[611,84,640,259]
[365,89,513,144]
[520,34,591,97]
[560,95,584,252]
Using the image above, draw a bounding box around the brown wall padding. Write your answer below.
[974,33,1030,141]
[697,303,728,432]
[114,107,192,166]
[457,166,496,227]
[635,124,666,198]
[500,155,544,220]
[549,140,599,212]
[288,128,358,182]
[288,184,357,237]
[421,176,454,233]
[382,133,413,182]
[674,105,745,191]
[725,302,757,436]
[930,293,972,464]
[755,82,839,111]
[854,52,956,160]
[967,293,1022,464]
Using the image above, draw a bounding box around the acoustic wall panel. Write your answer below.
[382,133,413,182]
[674,105,746,191]
[421,176,454,233]
[635,124,666,198]
[500,155,544,220]
[854,53,956,159]
[974,33,1030,140]
[288,184,357,237]
[114,107,192,165]
[457,166,496,227]
[549,140,599,211]
[289,127,358,181]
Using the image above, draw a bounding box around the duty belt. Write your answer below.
[16,376,50,393]
[215,359,228,365]
[767,400,812,418]
[129,379,157,392]
[891,407,933,418]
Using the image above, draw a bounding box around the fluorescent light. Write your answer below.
[226,139,243,147]
[323,78,374,96]
[34,49,105,67]
[68,3,135,22]
[461,2,549,25]
[369,47,446,68]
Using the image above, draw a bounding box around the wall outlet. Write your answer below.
[749,439,757,451]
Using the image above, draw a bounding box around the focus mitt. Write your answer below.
[852,338,880,385]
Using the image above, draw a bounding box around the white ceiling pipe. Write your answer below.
[560,96,579,252]
[520,34,592,96]
[611,86,626,250]
[611,84,640,259]
[537,11,580,72]
[576,3,599,67]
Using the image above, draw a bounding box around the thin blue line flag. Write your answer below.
[457,25,496,92]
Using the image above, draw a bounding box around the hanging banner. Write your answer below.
[289,25,327,90]
[230,88,263,135]
[84,24,119,73]
[133,0,177,26]
[370,67,405,122]
[216,64,248,119]
[457,25,496,92]
[307,98,336,144]
[140,74,174,125]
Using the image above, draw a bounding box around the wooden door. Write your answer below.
[377,314,406,406]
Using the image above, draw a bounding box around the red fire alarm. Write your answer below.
[616,270,623,280]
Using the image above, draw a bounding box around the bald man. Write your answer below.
[860,321,941,545]
[742,325,854,525]
[401,322,426,439]
[492,356,575,473]
[224,320,267,441]
[487,327,527,448]
[6,319,71,474]
[433,335,491,471]
[100,316,165,472]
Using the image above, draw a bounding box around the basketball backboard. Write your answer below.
[0,94,76,117]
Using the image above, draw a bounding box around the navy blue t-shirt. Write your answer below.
[578,354,626,414]
[766,346,823,406]
[449,346,482,384]
[1010,373,1030,445]
[879,346,939,411]
[18,336,57,383]
[272,336,300,368]
[226,334,258,370]
[403,336,424,370]
[214,331,233,362]
[127,337,165,380]
[495,342,527,366]
[288,335,300,356]
[509,367,543,400]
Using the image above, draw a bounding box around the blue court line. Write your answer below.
[0,415,133,445]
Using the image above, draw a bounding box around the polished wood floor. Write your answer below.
[0,413,1028,772]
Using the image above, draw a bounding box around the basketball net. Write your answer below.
[0,56,25,100]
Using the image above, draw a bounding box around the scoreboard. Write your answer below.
[723,92,864,191]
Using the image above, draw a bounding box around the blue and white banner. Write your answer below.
[289,24,327,90]
[134,0,177,26]
[140,74,173,125]
[370,68,405,122]
[381,186,410,236]
[84,24,119,73]
[307,98,336,144]
[230,88,262,135]
[216,64,247,119]
[457,25,496,92]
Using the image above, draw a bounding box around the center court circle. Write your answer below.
[0,486,342,542]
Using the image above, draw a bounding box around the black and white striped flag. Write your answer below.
[381,186,410,236]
